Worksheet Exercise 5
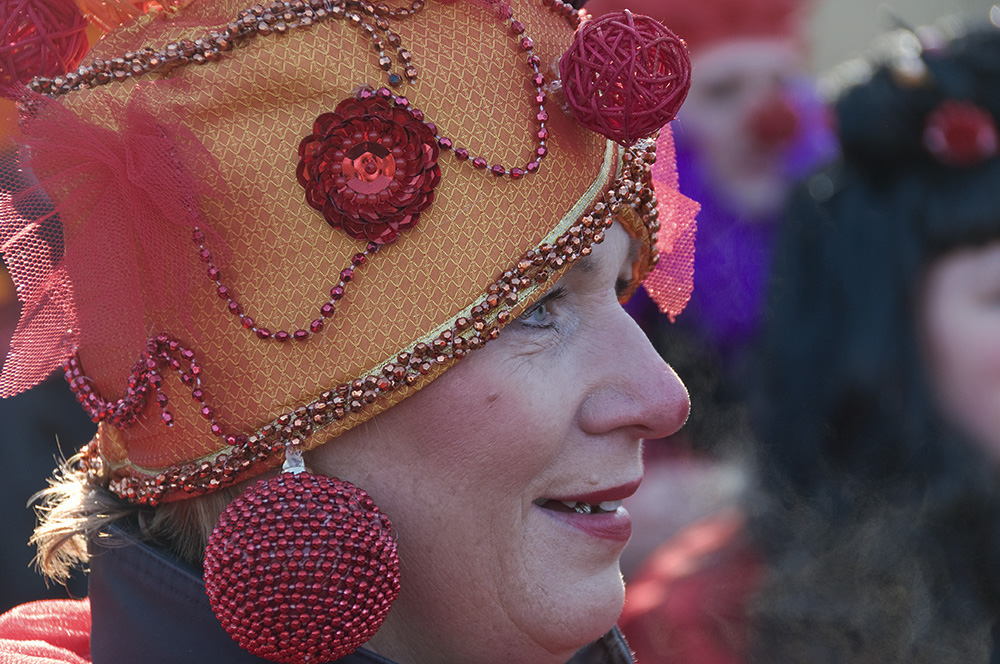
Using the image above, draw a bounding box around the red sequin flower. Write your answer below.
[923,99,999,168]
[297,92,441,244]
[560,10,691,146]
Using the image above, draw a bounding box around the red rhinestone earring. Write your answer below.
[204,448,401,663]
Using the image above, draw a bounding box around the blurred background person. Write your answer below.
[748,19,1000,663]
[588,0,836,453]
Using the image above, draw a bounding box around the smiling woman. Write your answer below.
[0,1,697,663]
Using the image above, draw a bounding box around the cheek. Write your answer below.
[378,353,571,521]
[682,102,742,147]
[925,308,1000,459]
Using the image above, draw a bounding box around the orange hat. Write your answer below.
[1,0,696,506]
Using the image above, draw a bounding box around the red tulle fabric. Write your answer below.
[0,83,225,398]
[0,599,92,664]
[0,0,89,97]
[642,125,698,322]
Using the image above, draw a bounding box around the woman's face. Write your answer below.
[309,221,690,664]
[922,240,1000,463]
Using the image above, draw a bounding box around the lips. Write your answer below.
[547,478,641,505]
[532,479,639,543]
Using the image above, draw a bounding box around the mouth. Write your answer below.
[532,498,624,515]
[531,478,641,516]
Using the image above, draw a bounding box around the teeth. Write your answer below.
[541,499,622,514]
[561,501,592,515]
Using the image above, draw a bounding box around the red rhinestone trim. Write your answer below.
[29,0,429,96]
[77,139,660,506]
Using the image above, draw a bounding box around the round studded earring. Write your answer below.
[203,447,401,663]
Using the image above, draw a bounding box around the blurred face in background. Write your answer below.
[676,37,805,217]
[922,240,1000,463]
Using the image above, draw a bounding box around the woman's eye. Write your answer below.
[519,302,554,328]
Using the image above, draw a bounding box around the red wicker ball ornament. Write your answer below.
[204,472,401,663]
[560,10,692,146]
[0,0,89,94]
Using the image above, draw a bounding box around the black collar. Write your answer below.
[88,524,632,664]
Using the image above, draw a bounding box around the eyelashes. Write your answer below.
[517,287,567,329]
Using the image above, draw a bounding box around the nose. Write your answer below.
[745,90,800,149]
[577,305,690,440]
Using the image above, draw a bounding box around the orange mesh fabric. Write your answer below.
[642,125,698,322]
[1,0,697,501]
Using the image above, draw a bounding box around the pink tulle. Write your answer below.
[0,599,92,663]
[0,81,225,397]
[642,125,698,322]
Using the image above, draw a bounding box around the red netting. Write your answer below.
[642,124,698,322]
[559,10,691,146]
[440,0,513,20]
[0,83,225,398]
[0,0,89,97]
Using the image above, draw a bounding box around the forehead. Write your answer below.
[691,38,803,84]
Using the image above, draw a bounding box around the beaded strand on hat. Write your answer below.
[27,0,583,182]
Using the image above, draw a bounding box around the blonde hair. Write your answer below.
[32,447,240,582]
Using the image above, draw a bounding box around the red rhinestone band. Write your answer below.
[77,139,661,506]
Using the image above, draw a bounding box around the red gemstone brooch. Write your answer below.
[297,91,442,245]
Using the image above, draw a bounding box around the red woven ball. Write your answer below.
[204,473,401,664]
[0,0,89,94]
[559,10,692,146]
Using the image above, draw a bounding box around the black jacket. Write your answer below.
[88,526,635,664]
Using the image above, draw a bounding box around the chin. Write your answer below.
[545,563,627,653]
